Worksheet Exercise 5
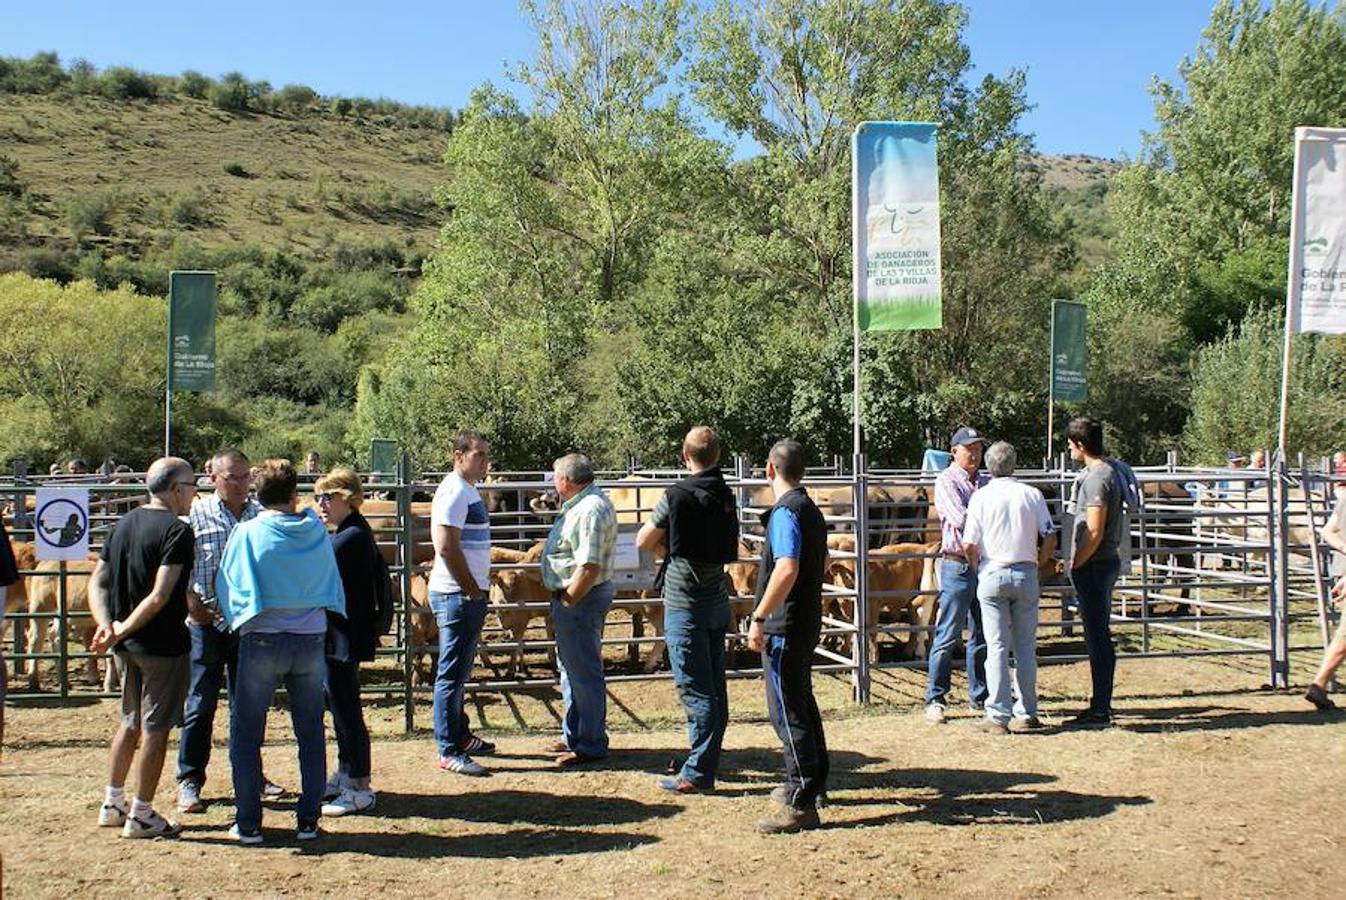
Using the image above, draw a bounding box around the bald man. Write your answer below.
[88,457,200,838]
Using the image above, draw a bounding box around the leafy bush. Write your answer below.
[0,154,22,198]
[330,96,353,117]
[222,160,248,177]
[277,83,316,112]
[210,73,251,111]
[178,69,212,99]
[99,66,158,100]
[0,51,68,94]
[66,192,118,240]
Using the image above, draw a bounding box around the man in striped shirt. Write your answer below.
[176,448,273,813]
[924,426,990,723]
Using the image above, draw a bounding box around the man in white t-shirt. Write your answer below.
[429,430,494,776]
[963,441,1056,734]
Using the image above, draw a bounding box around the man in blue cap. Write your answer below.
[924,426,990,723]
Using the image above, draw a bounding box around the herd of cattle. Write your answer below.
[1,471,1314,692]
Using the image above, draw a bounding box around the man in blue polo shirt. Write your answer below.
[746,439,829,834]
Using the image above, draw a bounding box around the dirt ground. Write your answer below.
[2,653,1344,899]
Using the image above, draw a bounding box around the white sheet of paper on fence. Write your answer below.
[34,488,90,562]
[1289,126,1346,334]
[613,530,641,569]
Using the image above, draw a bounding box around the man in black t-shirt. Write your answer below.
[88,456,200,839]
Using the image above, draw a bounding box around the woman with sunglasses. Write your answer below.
[313,469,383,816]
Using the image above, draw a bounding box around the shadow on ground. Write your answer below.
[190,825,659,858]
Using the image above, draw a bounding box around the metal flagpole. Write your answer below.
[1276,130,1308,459]
[1047,300,1057,463]
[852,128,863,460]
[164,286,174,455]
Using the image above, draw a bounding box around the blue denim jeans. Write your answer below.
[551,580,615,758]
[230,632,326,831]
[177,623,238,787]
[429,591,488,758]
[325,658,370,779]
[1070,556,1121,713]
[664,601,730,787]
[762,634,829,808]
[925,558,988,706]
[977,563,1041,725]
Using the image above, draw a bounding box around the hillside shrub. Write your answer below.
[178,70,212,99]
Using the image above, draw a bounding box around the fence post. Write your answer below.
[852,453,870,703]
[58,559,69,700]
[1270,456,1291,688]
[397,454,416,733]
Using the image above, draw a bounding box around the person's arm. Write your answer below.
[961,496,982,568]
[1072,505,1107,569]
[636,494,669,555]
[87,558,113,635]
[635,522,666,555]
[932,472,966,533]
[563,563,601,606]
[91,563,186,651]
[747,558,798,652]
[1322,505,1346,556]
[433,523,482,599]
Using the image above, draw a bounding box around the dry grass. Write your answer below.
[3,654,1345,899]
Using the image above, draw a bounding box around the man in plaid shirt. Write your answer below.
[174,449,278,812]
[540,453,618,767]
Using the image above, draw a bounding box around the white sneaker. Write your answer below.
[177,780,206,813]
[296,820,321,841]
[98,798,128,827]
[925,703,947,724]
[437,753,488,777]
[321,787,376,817]
[322,771,350,802]
[122,808,183,839]
[229,823,264,845]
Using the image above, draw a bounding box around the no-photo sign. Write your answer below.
[35,487,90,561]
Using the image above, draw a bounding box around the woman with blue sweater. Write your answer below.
[314,468,382,816]
[217,459,345,845]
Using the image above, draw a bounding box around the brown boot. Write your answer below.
[756,803,820,834]
[1306,683,1336,711]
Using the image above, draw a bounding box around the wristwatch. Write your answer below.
[752,615,766,624]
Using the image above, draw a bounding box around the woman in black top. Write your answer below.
[314,468,383,816]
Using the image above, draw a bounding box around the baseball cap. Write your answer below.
[950,426,988,448]
[1225,450,1246,464]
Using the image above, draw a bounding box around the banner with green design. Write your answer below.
[1050,299,1087,402]
[852,122,942,331]
[168,271,217,392]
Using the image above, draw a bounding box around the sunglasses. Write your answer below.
[315,492,337,503]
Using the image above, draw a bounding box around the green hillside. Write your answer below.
[0,91,446,273]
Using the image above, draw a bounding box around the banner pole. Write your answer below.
[164,279,174,456]
[1047,300,1057,463]
[851,127,863,459]
[1276,129,1307,460]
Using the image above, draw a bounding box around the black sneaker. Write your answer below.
[1305,683,1336,711]
[1066,709,1112,728]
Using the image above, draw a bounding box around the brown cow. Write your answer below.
[826,536,939,660]
[486,543,555,678]
[23,556,106,690]
[4,541,35,670]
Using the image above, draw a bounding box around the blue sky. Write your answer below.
[4,1,1219,159]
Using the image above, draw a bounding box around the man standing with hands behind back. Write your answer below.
[747,439,829,834]
[88,456,199,838]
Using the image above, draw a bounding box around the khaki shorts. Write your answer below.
[118,651,189,732]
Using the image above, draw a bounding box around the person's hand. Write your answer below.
[90,621,121,653]
[747,619,765,653]
[186,595,215,626]
[1332,576,1346,607]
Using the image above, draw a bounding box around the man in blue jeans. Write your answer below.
[176,448,277,814]
[924,426,990,724]
[541,453,619,767]
[428,430,496,776]
[637,426,739,793]
[1065,417,1125,728]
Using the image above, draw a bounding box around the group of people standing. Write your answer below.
[60,414,1342,843]
[87,453,385,843]
[924,417,1129,734]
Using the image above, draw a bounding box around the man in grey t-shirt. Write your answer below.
[1064,417,1125,728]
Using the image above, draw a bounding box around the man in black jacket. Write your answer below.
[746,439,829,833]
[637,426,739,793]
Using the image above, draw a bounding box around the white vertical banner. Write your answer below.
[1288,126,1346,335]
[34,488,90,562]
